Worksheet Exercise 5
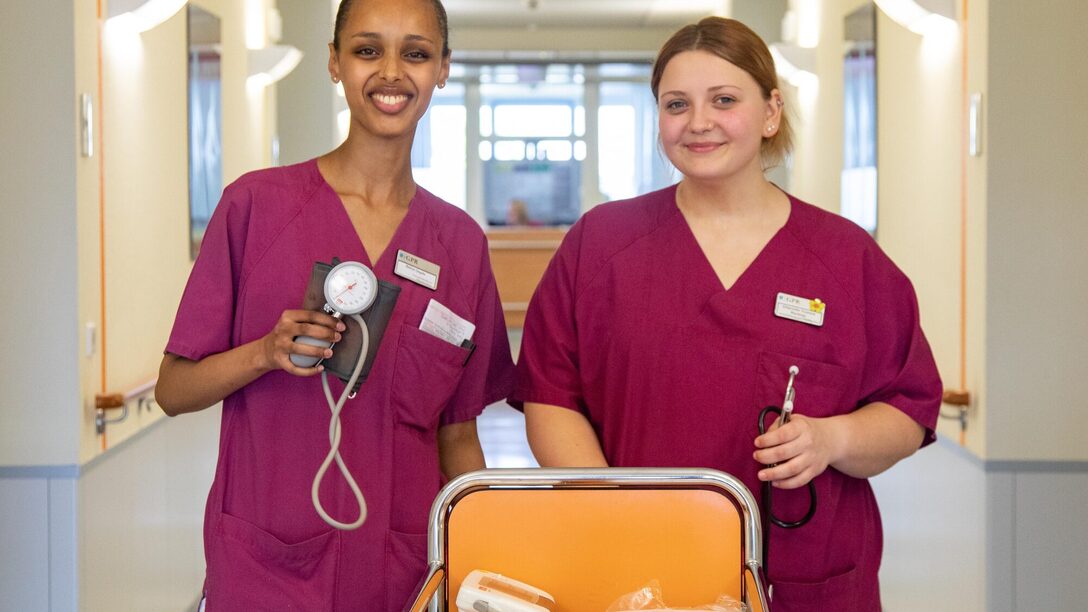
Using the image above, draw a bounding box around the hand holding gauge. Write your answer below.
[290,261,378,368]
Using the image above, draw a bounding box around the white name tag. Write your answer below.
[774,292,826,327]
[420,299,476,346]
[394,249,440,290]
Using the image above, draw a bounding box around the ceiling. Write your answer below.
[442,0,732,29]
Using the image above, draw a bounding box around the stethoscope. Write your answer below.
[757,365,817,574]
[291,261,377,531]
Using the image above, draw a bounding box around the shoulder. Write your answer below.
[222,160,323,212]
[211,160,324,235]
[784,194,914,307]
[416,186,489,250]
[414,187,497,298]
[560,184,680,264]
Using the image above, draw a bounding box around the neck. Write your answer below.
[321,130,417,206]
[677,170,780,218]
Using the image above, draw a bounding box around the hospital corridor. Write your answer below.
[2,0,1087,610]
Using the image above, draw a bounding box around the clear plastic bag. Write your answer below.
[605,579,750,612]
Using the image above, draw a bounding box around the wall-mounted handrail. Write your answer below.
[95,377,156,436]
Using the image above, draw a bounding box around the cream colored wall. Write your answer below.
[873,7,967,448]
[791,0,978,453]
[75,0,276,464]
[788,0,851,212]
[0,0,81,466]
[985,0,1088,461]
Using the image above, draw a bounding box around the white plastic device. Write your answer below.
[455,570,556,612]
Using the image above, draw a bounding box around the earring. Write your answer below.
[332,76,340,84]
[438,81,446,89]
[767,125,776,132]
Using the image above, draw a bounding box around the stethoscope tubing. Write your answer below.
[758,404,818,576]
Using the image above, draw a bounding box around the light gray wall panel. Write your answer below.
[0,479,50,610]
[1014,471,1088,610]
[78,407,219,612]
[49,478,78,611]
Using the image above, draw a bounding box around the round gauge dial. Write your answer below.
[323,261,378,315]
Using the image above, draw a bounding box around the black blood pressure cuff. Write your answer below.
[300,259,400,393]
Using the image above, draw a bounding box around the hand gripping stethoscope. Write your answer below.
[757,366,817,572]
[291,261,377,531]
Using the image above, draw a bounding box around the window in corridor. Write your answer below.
[410,61,677,226]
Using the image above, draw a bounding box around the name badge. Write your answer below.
[394,250,440,290]
[774,292,826,327]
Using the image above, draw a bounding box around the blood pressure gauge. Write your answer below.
[324,261,378,315]
[290,261,377,368]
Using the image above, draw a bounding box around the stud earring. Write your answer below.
[332,76,340,84]
[767,125,776,132]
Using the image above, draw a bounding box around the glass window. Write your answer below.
[598,81,676,202]
[494,105,573,138]
[412,83,466,208]
[409,62,676,226]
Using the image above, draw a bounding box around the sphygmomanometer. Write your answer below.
[290,259,399,530]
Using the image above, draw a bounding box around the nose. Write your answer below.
[689,103,713,134]
[379,54,402,82]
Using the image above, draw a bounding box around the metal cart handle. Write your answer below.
[404,563,445,612]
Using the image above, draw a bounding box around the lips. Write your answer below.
[370,91,412,114]
[685,141,722,153]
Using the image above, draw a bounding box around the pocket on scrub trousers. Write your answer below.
[391,323,470,431]
[384,529,429,611]
[770,563,863,611]
[211,511,340,610]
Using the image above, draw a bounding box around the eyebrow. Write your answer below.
[350,32,437,45]
[660,84,742,98]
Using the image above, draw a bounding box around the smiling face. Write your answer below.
[656,50,782,185]
[328,0,451,141]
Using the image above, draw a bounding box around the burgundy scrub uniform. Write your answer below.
[512,184,941,611]
[167,160,514,611]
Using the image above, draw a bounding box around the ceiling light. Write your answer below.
[106,0,187,34]
[770,43,817,88]
[874,0,957,35]
[247,45,303,88]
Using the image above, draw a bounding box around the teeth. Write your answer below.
[374,94,408,106]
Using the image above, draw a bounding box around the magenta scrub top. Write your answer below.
[512,184,941,611]
[166,160,514,611]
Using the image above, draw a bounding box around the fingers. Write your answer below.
[753,416,829,489]
[264,310,348,376]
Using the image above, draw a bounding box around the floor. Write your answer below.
[477,329,538,468]
[477,402,538,468]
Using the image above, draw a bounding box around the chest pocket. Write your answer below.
[391,323,470,431]
[756,351,852,419]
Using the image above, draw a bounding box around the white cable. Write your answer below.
[311,313,370,530]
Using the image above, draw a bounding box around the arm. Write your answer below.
[438,420,486,479]
[525,403,609,467]
[753,401,924,489]
[155,309,345,416]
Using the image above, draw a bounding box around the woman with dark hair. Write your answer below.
[157,0,514,609]
[512,17,941,611]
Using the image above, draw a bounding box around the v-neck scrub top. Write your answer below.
[511,185,941,611]
[166,160,515,611]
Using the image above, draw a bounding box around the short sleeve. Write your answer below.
[164,183,251,361]
[509,221,585,413]
[439,241,516,425]
[858,247,943,445]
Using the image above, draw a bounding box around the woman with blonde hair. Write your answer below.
[512,17,941,611]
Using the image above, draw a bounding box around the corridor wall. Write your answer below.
[0,0,277,609]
